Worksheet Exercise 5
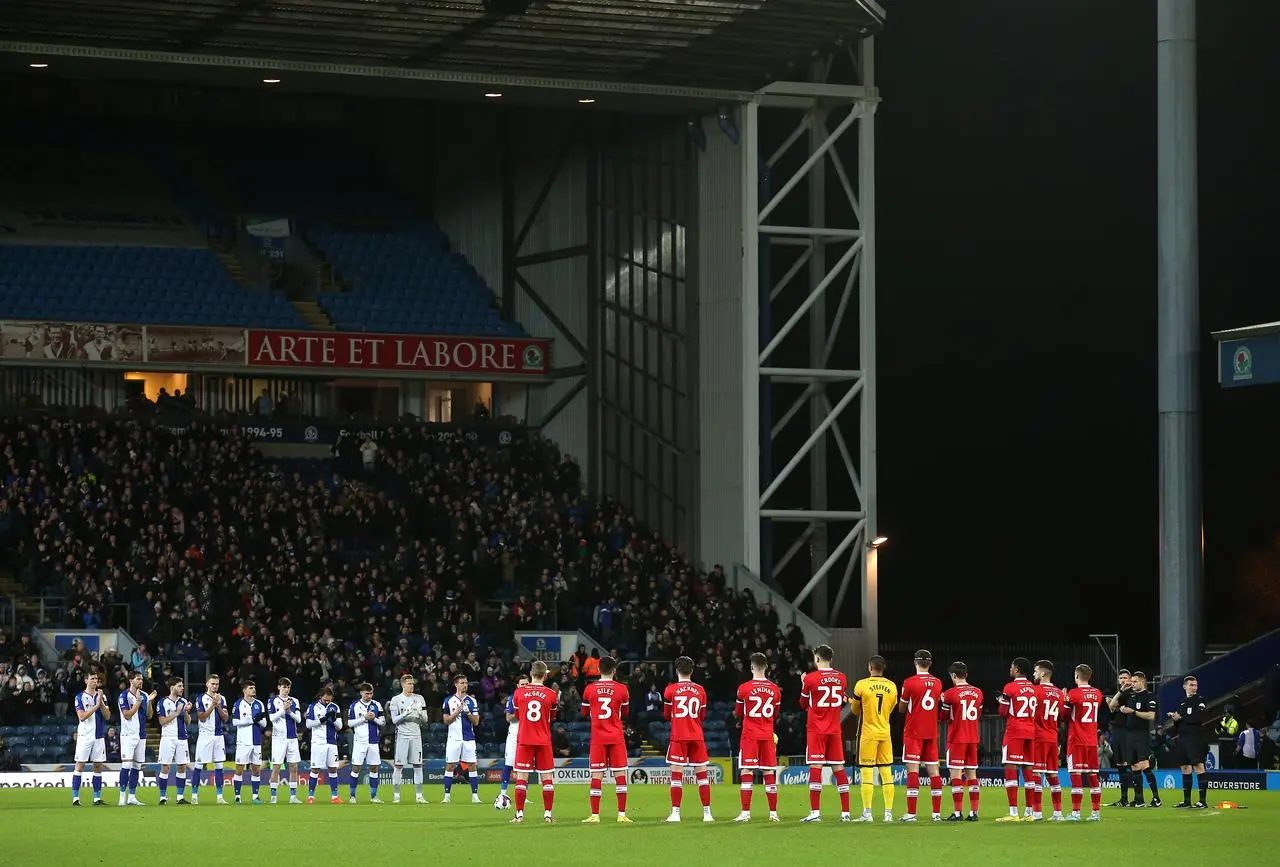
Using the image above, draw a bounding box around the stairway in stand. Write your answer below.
[215,248,255,288]
[0,571,44,629]
[292,300,333,330]
[639,738,665,758]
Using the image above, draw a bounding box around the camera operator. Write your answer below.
[1164,675,1209,809]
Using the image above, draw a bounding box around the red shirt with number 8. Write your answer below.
[513,683,557,746]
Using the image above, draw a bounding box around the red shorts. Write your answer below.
[514,744,554,774]
[805,731,845,766]
[1066,743,1099,774]
[1001,735,1033,766]
[1033,740,1058,773]
[666,739,709,766]
[902,736,939,766]
[589,741,628,773]
[946,743,978,771]
[738,737,779,770]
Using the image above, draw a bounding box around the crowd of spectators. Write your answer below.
[0,414,815,756]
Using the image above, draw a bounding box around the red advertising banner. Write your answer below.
[247,330,551,376]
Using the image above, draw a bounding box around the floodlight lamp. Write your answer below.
[869,535,888,549]
[685,118,707,152]
[716,106,739,144]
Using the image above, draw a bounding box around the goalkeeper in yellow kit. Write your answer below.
[848,655,899,822]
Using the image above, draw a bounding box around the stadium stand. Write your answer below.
[0,415,810,764]
[0,245,308,328]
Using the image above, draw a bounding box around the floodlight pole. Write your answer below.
[1157,0,1202,679]
[747,41,879,658]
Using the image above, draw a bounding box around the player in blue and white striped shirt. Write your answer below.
[495,675,530,809]
[267,677,303,804]
[231,681,267,804]
[71,672,110,806]
[346,682,386,804]
[156,679,191,805]
[306,686,343,804]
[443,674,481,803]
[117,672,156,806]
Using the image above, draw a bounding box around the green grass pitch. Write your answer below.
[4,784,1272,865]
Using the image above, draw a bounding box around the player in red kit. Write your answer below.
[1031,660,1066,821]
[511,660,557,824]
[941,661,983,822]
[1062,663,1103,821]
[899,649,944,822]
[663,656,713,823]
[800,644,851,822]
[580,655,632,824]
[733,652,783,823]
[996,656,1037,822]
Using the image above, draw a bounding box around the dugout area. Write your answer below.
[0,0,885,659]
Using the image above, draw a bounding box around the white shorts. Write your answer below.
[394,735,423,766]
[159,738,190,766]
[235,743,263,766]
[121,737,147,764]
[446,739,477,765]
[195,735,227,765]
[351,743,381,767]
[272,738,301,766]
[310,743,338,769]
[504,736,517,768]
[74,736,106,764]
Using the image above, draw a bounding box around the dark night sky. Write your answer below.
[864,0,1280,663]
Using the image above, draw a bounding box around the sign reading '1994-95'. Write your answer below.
[247,330,551,376]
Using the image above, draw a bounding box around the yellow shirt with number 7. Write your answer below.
[849,675,898,740]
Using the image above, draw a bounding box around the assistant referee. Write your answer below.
[1164,675,1210,809]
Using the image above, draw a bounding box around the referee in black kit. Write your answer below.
[1164,675,1210,809]
[1108,669,1161,806]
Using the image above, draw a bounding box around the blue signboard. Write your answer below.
[520,634,562,661]
[1217,331,1280,388]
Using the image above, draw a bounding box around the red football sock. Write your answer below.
[541,780,555,813]
[514,780,527,813]
[808,767,822,812]
[906,771,920,817]
[589,780,601,816]
[670,775,683,809]
[1031,780,1042,813]
[832,768,850,813]
[1004,767,1019,809]
[696,770,711,808]
[764,771,778,812]
[951,777,964,813]
[614,774,628,813]
[1088,773,1102,812]
[967,778,980,814]
[1050,781,1062,813]
[740,772,753,812]
[1070,773,1083,813]
[930,775,944,816]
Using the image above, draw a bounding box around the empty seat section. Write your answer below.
[310,225,526,336]
[0,245,309,329]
